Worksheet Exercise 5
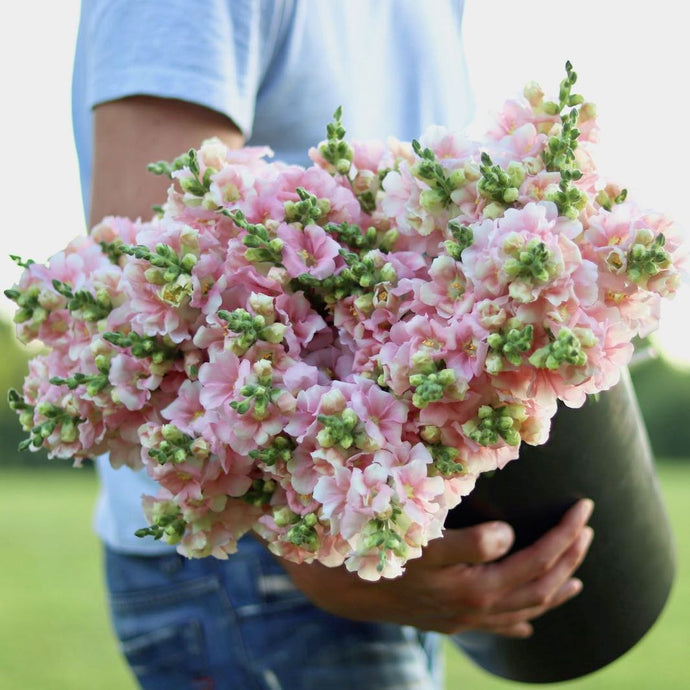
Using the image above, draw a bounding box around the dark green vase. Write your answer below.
[445,368,676,683]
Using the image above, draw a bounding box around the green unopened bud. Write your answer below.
[59,420,78,443]
[574,327,597,349]
[190,437,210,460]
[482,202,506,220]
[335,158,352,175]
[231,399,251,415]
[85,378,108,396]
[487,350,507,374]
[502,428,521,446]
[502,187,519,204]
[529,327,588,369]
[354,293,374,315]
[172,447,188,464]
[436,368,456,386]
[161,424,185,443]
[274,506,298,527]
[36,401,55,417]
[428,443,465,477]
[286,513,319,550]
[379,263,397,283]
[316,428,335,447]
[524,80,545,107]
[248,292,275,317]
[40,421,56,438]
[408,373,424,388]
[261,322,286,344]
[252,359,273,382]
[448,168,467,189]
[379,228,399,253]
[410,350,435,373]
[19,410,34,430]
[179,176,203,195]
[163,266,180,282]
[180,253,198,272]
[94,354,110,373]
[462,403,525,447]
[420,425,441,444]
[419,188,447,213]
[634,227,655,246]
[506,161,526,186]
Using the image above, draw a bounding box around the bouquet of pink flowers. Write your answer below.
[6,63,687,580]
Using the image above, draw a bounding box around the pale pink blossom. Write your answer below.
[278,223,342,279]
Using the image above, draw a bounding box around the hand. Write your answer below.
[276,498,594,637]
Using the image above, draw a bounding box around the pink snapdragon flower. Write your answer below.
[375,443,445,530]
[419,254,473,317]
[349,380,408,448]
[277,222,342,279]
[109,352,162,411]
[487,96,559,141]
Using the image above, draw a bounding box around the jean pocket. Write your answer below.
[109,575,221,613]
[106,560,222,688]
[120,620,206,676]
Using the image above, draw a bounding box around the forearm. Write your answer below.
[89,96,244,227]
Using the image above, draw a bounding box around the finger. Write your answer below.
[451,620,534,639]
[476,622,534,639]
[483,498,594,590]
[493,526,593,612]
[453,577,584,636]
[429,521,515,566]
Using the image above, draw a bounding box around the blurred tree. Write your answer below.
[630,352,690,459]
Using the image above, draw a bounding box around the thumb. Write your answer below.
[428,522,515,566]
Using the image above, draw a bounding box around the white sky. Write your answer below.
[2,1,688,364]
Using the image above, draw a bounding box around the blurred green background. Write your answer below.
[1,314,689,689]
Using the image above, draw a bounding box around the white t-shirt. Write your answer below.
[72,0,474,553]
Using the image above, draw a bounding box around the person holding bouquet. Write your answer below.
[71,1,594,688]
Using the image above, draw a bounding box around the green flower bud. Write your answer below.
[261,322,287,344]
[161,424,185,443]
[448,168,467,189]
[502,187,519,204]
[231,399,251,415]
[59,420,78,443]
[482,202,506,219]
[180,253,198,272]
[419,188,447,213]
[274,506,298,527]
[420,425,441,444]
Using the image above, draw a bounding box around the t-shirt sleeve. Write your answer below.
[81,0,289,139]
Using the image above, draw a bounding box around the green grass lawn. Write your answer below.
[1,461,688,690]
[0,468,137,690]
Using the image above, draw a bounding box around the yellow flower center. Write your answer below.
[449,280,464,299]
[421,338,440,349]
[298,249,316,267]
[606,290,626,304]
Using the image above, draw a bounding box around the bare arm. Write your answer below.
[89,96,244,226]
[90,96,593,638]
[279,499,593,637]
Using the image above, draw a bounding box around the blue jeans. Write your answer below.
[104,537,443,689]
